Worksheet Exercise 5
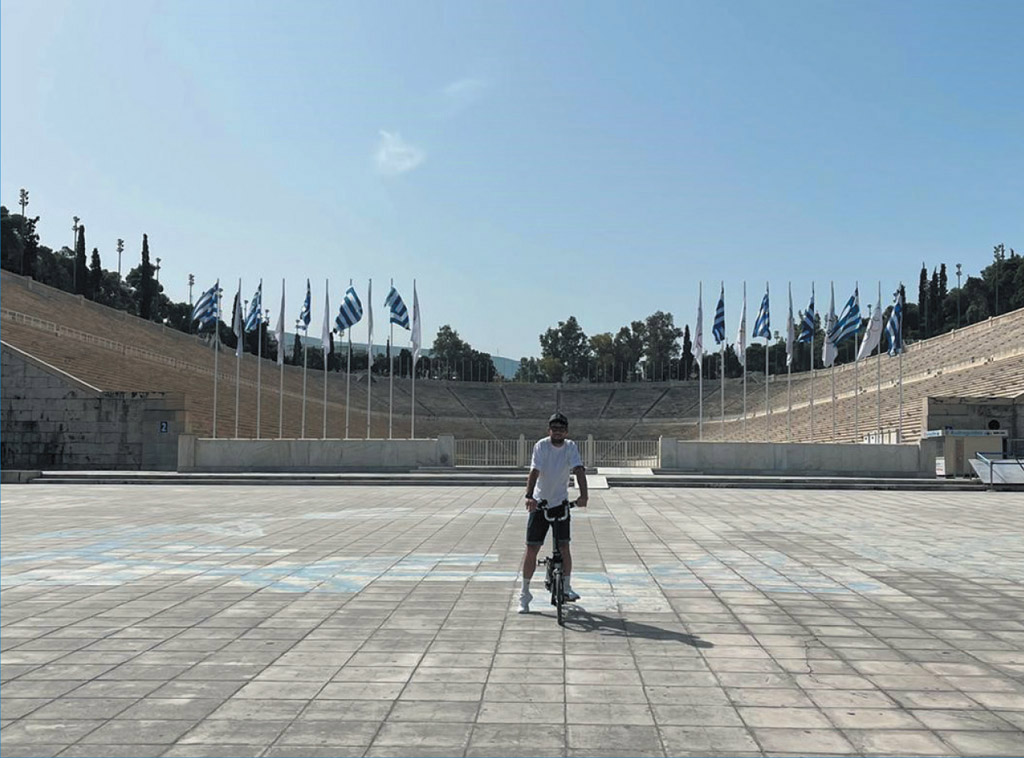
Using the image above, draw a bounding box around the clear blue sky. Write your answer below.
[3,0,1021,360]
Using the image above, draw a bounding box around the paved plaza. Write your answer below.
[2,484,1024,757]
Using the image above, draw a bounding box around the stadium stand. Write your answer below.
[3,269,1022,444]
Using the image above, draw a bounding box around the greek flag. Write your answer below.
[191,280,221,326]
[753,285,770,339]
[298,278,311,331]
[829,286,861,344]
[785,284,795,368]
[712,284,725,345]
[886,287,904,356]
[798,287,815,344]
[244,281,262,332]
[385,286,410,329]
[335,286,363,332]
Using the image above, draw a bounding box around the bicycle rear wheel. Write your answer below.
[553,566,564,626]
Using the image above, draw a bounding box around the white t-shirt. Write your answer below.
[530,437,583,505]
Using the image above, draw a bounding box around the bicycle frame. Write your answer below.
[537,499,575,626]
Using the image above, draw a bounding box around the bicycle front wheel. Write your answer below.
[553,567,564,626]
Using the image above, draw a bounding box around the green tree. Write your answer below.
[613,321,645,381]
[642,311,683,381]
[292,331,303,364]
[588,332,615,382]
[539,316,591,382]
[680,324,692,380]
[88,248,102,300]
[138,234,155,319]
[74,224,88,295]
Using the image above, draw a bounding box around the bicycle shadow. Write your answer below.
[560,607,714,649]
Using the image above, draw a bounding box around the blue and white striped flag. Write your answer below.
[822,283,837,368]
[244,280,263,332]
[829,286,861,344]
[191,280,221,326]
[712,284,725,345]
[335,286,363,333]
[797,286,815,344]
[298,278,311,331]
[786,284,795,368]
[886,286,904,356]
[385,286,410,329]
[753,285,770,339]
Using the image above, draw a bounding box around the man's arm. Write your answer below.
[525,469,540,512]
[573,465,588,508]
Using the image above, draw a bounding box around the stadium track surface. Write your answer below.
[2,484,1023,757]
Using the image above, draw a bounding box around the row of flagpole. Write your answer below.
[190,277,422,440]
[691,280,906,443]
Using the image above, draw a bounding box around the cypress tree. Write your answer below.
[139,234,154,319]
[88,248,102,300]
[929,268,940,337]
[74,225,88,295]
[918,264,929,338]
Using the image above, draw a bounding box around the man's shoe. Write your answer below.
[565,588,580,602]
[518,589,532,614]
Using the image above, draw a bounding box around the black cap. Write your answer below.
[548,412,568,426]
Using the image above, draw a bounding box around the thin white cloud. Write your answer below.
[439,77,490,117]
[374,131,425,176]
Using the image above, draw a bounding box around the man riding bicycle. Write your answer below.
[519,412,588,614]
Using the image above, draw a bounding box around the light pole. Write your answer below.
[188,273,195,305]
[18,189,29,274]
[155,257,161,284]
[72,216,80,291]
[117,239,124,279]
[956,263,962,327]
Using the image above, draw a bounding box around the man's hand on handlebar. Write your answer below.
[575,495,588,508]
[526,497,538,512]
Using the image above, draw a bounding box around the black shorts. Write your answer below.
[526,501,571,546]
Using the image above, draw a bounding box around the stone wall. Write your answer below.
[659,438,929,477]
[178,435,456,472]
[1,342,185,470]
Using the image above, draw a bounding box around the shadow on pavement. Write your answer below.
[561,608,714,648]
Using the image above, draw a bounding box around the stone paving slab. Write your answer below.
[2,484,1023,757]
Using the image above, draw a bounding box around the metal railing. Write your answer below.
[455,436,660,468]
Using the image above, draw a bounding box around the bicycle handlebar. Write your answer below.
[537,499,577,522]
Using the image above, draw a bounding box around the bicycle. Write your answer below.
[536,499,577,626]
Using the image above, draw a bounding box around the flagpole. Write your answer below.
[301,325,308,439]
[278,279,284,439]
[764,282,770,443]
[411,279,418,440]
[697,282,703,441]
[741,282,747,440]
[809,283,815,441]
[876,281,882,442]
[256,285,262,439]
[389,279,394,440]
[323,280,329,440]
[346,278,352,440]
[831,362,836,442]
[367,278,372,440]
[720,340,725,431]
[235,279,241,439]
[787,282,792,442]
[854,282,860,442]
[898,288,904,442]
[213,286,220,439]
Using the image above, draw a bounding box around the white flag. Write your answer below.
[736,282,747,367]
[785,283,795,368]
[321,280,331,359]
[857,290,884,361]
[822,282,838,368]
[366,278,374,362]
[275,279,285,366]
[691,282,703,367]
[411,281,422,365]
[233,279,244,358]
